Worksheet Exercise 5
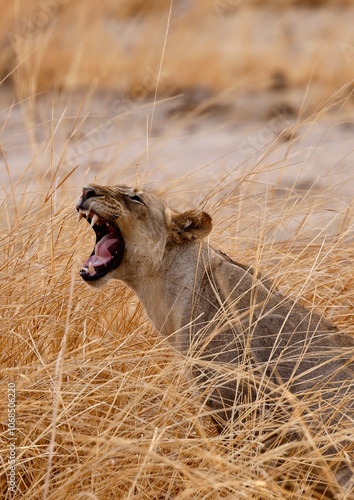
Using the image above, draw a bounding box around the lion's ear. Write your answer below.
[169,209,212,242]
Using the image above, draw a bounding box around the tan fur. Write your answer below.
[77,184,354,495]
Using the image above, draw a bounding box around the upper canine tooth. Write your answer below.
[77,212,84,223]
[91,213,99,227]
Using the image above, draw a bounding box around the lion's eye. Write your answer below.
[128,194,145,206]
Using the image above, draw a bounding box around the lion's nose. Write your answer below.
[76,186,97,211]
[82,186,96,200]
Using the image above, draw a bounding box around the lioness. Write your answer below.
[76,184,354,494]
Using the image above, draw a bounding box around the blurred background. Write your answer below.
[1,0,354,216]
[2,0,354,99]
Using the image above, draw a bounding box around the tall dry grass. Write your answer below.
[1,2,354,496]
[1,0,354,109]
[1,120,354,499]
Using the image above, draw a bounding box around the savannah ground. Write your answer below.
[1,1,354,498]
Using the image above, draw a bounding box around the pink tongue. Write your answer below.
[85,234,120,267]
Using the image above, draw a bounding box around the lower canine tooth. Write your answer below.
[88,262,96,275]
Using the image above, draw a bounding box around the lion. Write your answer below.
[76,183,354,495]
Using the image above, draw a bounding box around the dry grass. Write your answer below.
[1,137,354,498]
[1,2,354,498]
[1,0,354,109]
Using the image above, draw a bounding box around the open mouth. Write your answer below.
[78,209,125,281]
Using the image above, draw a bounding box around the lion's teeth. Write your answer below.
[88,262,96,275]
[91,213,99,227]
[77,212,84,223]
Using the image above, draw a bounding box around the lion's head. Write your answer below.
[76,184,212,285]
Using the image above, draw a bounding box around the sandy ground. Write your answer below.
[1,85,354,246]
[1,88,354,189]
